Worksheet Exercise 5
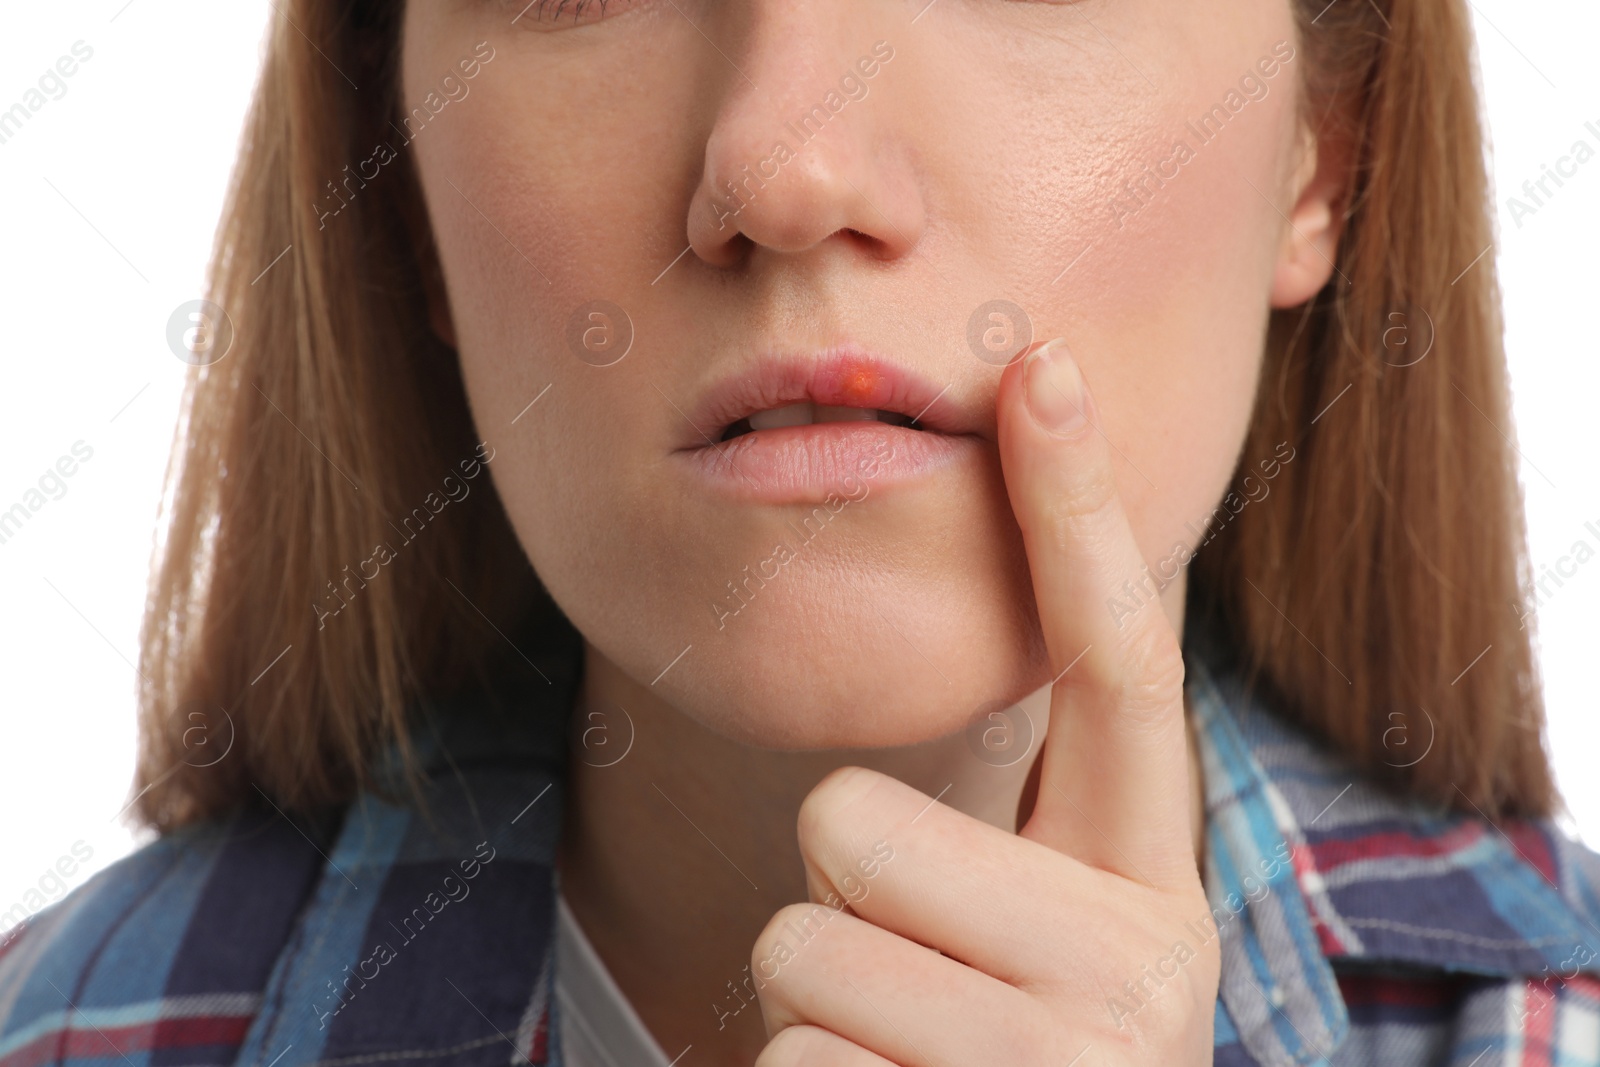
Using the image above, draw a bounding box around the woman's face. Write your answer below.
[400,0,1332,748]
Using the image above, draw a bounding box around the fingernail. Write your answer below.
[1022,338,1088,435]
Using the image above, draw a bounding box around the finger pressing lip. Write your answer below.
[995,337,1196,889]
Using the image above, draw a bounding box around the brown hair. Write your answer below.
[1189,0,1553,817]
[131,0,1554,830]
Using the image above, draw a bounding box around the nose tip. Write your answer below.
[684,37,923,269]
[690,133,924,267]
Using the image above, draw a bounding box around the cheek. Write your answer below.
[950,15,1297,566]
[407,44,711,591]
[405,12,711,429]
[1079,135,1286,568]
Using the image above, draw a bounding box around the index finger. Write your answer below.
[995,337,1197,890]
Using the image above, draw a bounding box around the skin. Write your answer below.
[401,0,1345,1062]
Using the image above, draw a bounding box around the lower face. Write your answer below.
[400,0,1301,748]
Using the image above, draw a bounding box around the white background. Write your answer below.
[1,1,1596,921]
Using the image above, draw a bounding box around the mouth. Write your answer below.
[719,404,923,442]
[684,348,970,450]
[673,348,982,504]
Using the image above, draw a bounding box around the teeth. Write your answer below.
[748,403,815,430]
[747,403,898,431]
[813,405,880,423]
[732,404,921,438]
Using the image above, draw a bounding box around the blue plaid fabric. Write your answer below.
[3,632,1599,1067]
[1190,644,1600,1066]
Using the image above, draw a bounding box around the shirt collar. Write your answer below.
[1185,634,1600,1067]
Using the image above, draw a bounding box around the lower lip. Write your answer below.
[675,422,979,504]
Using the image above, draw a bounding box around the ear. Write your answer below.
[1270,117,1352,308]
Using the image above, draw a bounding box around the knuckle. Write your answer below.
[795,765,881,853]
[753,1024,829,1067]
[991,1007,1063,1067]
[752,905,799,970]
[1114,622,1187,721]
[1056,915,1219,1057]
[1106,949,1220,1054]
[1037,454,1120,541]
[751,902,837,979]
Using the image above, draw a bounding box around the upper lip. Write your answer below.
[675,347,976,449]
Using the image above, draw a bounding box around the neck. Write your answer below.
[556,595,1202,1067]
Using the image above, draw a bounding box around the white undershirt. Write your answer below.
[555,889,675,1067]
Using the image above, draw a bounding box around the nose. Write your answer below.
[685,15,924,269]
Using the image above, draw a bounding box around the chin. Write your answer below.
[636,549,1051,752]
[527,441,1052,750]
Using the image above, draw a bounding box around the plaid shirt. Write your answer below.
[3,634,1599,1067]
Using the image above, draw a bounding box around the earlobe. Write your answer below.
[1269,124,1351,308]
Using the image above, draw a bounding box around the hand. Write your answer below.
[750,337,1218,1066]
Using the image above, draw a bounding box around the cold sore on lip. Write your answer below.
[834,356,882,408]
[684,356,978,502]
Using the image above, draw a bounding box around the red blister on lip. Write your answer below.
[834,357,883,409]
